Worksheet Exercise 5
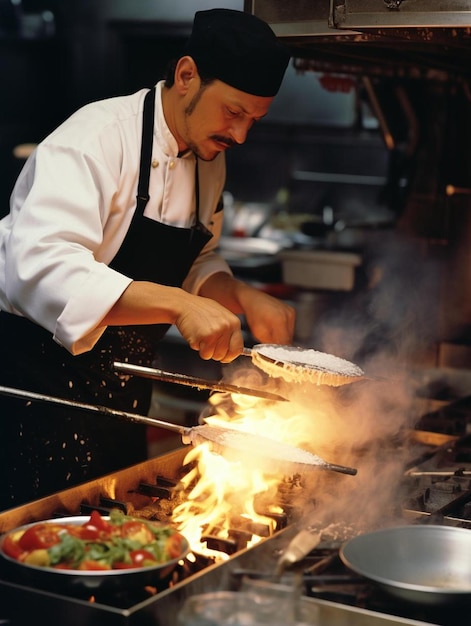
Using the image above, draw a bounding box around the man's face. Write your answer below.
[180,79,274,161]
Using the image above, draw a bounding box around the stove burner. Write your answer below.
[417,397,471,437]
[80,499,127,516]
[136,481,174,499]
[2,419,471,625]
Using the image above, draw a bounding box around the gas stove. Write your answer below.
[1,398,471,626]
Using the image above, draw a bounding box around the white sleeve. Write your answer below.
[4,142,133,355]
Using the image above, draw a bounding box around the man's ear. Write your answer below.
[174,56,199,94]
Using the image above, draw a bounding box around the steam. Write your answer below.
[209,231,444,535]
[173,231,448,562]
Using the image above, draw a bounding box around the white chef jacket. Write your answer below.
[0,81,231,355]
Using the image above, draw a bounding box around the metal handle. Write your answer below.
[0,385,186,435]
[113,361,286,402]
[276,529,322,574]
[321,462,357,476]
[0,386,357,477]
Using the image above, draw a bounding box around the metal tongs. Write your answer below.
[0,385,357,477]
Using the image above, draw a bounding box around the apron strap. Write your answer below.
[136,87,156,213]
[195,157,200,221]
[136,85,206,237]
[191,158,213,241]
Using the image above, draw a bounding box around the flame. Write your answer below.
[172,441,281,559]
[168,344,423,554]
[170,390,329,559]
[204,391,334,452]
[101,477,118,501]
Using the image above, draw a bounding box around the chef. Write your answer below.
[0,8,295,509]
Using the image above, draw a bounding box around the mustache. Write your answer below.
[210,135,236,148]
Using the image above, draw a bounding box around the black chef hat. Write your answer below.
[185,9,290,97]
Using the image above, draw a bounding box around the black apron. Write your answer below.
[0,86,212,509]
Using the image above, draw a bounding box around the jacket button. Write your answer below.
[151,159,159,168]
[169,160,176,170]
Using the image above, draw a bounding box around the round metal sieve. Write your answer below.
[242,345,365,386]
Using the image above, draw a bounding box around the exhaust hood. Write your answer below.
[244,0,471,78]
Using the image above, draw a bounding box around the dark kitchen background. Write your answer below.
[4,7,471,625]
[2,0,471,438]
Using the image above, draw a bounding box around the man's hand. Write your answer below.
[199,272,296,347]
[100,274,295,363]
[174,294,244,362]
[100,280,245,363]
[234,283,295,346]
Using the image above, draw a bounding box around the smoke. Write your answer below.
[313,233,442,367]
[211,231,445,535]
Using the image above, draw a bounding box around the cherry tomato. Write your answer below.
[120,521,154,544]
[68,510,114,540]
[88,510,114,533]
[113,550,157,569]
[129,549,158,567]
[68,524,101,541]
[2,534,26,561]
[165,532,185,559]
[18,524,62,551]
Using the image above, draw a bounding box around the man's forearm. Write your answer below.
[198,272,247,314]
[99,277,245,362]
[99,281,184,326]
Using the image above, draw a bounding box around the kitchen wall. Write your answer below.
[1,0,390,226]
[0,0,243,214]
[3,0,471,352]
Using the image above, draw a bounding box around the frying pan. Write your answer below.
[0,385,357,476]
[340,525,471,605]
[0,515,189,593]
[242,345,366,386]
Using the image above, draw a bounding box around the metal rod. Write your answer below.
[321,463,357,476]
[292,170,387,186]
[0,385,357,476]
[361,76,395,151]
[113,361,287,402]
[0,384,186,434]
[406,469,471,477]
